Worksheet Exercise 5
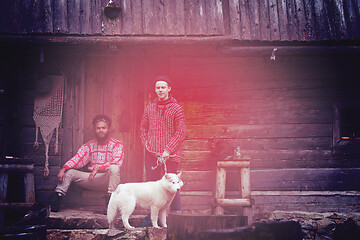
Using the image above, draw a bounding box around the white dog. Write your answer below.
[107,172,183,230]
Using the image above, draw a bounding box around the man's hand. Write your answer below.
[57,168,67,183]
[88,168,98,181]
[161,150,170,162]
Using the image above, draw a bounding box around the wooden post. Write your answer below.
[215,167,226,215]
[24,172,35,203]
[0,173,8,227]
[241,165,252,225]
[0,173,7,203]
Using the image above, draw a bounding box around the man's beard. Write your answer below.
[96,133,110,143]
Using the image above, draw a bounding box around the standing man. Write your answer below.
[140,75,186,213]
[49,114,124,212]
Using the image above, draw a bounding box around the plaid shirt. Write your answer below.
[63,137,124,171]
[140,97,186,162]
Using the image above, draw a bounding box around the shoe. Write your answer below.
[140,214,152,227]
[49,192,63,212]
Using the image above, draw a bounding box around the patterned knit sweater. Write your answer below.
[140,97,186,162]
[63,137,124,171]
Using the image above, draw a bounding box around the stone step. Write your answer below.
[47,210,167,240]
[48,209,147,229]
[47,228,167,240]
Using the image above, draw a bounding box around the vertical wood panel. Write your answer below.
[331,0,348,39]
[62,55,85,164]
[143,0,165,35]
[277,0,290,41]
[248,0,261,40]
[11,0,23,34]
[185,0,207,35]
[67,0,81,34]
[204,0,225,35]
[80,0,91,34]
[238,0,251,39]
[132,0,143,34]
[229,0,241,38]
[0,1,10,33]
[344,0,360,39]
[84,57,105,142]
[91,0,102,34]
[53,0,68,33]
[121,0,133,34]
[43,0,53,33]
[197,0,208,34]
[294,0,306,40]
[164,0,186,35]
[286,0,299,40]
[22,0,32,33]
[32,0,44,33]
[215,0,225,35]
[63,70,75,163]
[259,0,270,40]
[269,0,280,40]
[313,0,332,40]
[303,0,317,40]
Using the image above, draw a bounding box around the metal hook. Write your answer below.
[271,48,278,61]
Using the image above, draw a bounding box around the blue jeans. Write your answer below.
[145,151,181,211]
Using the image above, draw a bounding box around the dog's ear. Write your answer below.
[165,173,171,180]
[177,172,182,178]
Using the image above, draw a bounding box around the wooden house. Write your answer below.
[1,0,360,227]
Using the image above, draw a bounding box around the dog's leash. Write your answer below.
[152,156,168,172]
[146,145,176,173]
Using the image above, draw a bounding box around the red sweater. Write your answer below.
[63,137,124,171]
[140,97,186,162]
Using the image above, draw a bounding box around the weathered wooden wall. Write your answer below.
[167,48,360,215]
[1,0,360,41]
[1,42,360,216]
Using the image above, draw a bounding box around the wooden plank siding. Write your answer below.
[168,51,360,214]
[1,0,360,41]
[1,41,360,216]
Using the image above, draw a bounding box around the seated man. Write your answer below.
[49,114,124,212]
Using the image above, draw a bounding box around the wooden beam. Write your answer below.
[180,190,360,197]
[0,164,34,172]
[0,202,37,209]
[215,198,251,207]
[251,190,360,196]
[218,161,250,168]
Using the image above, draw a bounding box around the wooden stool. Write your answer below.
[0,160,36,227]
[214,159,252,225]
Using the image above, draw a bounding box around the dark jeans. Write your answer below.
[145,151,181,211]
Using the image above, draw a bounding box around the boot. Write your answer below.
[48,192,63,212]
